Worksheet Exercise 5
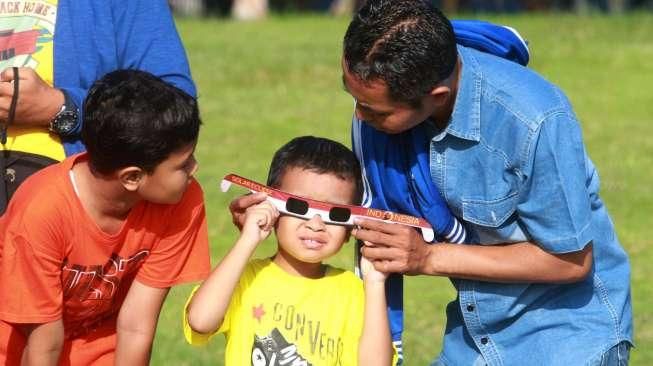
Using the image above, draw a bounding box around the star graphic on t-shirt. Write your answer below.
[252,304,265,322]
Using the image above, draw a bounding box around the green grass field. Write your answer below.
[150,13,653,365]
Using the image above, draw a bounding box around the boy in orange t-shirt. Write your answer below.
[0,70,210,365]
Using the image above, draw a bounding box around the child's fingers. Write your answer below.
[251,205,276,232]
[230,192,267,230]
[253,201,279,230]
[231,192,267,214]
[256,215,271,230]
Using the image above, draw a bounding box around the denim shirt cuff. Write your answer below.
[536,221,593,253]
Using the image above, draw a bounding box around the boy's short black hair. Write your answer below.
[82,69,200,175]
[343,0,457,107]
[267,136,364,205]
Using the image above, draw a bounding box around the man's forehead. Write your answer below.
[342,75,399,111]
[342,71,387,96]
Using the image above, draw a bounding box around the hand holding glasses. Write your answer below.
[220,173,435,242]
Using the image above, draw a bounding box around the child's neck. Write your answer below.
[72,160,140,234]
[273,248,325,279]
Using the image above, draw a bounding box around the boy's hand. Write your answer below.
[360,252,389,283]
[240,201,279,244]
[229,192,268,230]
[354,219,430,275]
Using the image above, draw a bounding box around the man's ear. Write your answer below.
[428,84,453,107]
[118,166,145,192]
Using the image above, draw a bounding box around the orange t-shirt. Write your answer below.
[0,153,211,365]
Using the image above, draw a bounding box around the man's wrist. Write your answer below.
[48,89,79,136]
[418,244,439,275]
[43,88,65,126]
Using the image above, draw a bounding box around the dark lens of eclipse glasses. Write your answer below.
[329,207,351,222]
[286,197,309,215]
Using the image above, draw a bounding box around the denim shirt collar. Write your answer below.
[440,46,482,142]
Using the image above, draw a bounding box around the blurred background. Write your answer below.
[152,1,652,365]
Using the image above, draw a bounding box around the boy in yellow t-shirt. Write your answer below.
[184,136,393,365]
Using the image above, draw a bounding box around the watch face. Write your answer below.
[50,91,79,136]
[53,110,78,135]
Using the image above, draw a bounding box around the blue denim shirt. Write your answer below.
[429,46,632,365]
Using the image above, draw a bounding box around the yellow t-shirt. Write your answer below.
[184,258,365,366]
[0,0,65,161]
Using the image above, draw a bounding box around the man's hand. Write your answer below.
[228,192,267,230]
[353,218,431,275]
[0,67,64,127]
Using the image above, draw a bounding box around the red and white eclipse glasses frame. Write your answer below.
[220,173,435,242]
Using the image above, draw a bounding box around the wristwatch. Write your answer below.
[49,90,78,136]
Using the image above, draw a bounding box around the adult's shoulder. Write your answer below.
[462,46,573,129]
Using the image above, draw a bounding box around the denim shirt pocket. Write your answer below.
[462,192,518,228]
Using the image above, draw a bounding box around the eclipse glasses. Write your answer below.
[220,173,435,242]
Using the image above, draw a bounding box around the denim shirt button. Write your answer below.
[466,304,475,312]
[481,337,489,345]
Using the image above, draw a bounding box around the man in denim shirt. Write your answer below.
[343,0,633,365]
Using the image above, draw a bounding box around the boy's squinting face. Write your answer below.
[274,167,357,264]
[138,143,198,204]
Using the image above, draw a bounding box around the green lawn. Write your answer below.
[151,13,653,365]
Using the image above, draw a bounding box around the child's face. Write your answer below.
[137,143,198,204]
[274,167,357,264]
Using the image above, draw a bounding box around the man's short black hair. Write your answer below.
[343,0,457,107]
[82,69,200,175]
[267,136,364,205]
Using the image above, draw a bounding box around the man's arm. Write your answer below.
[0,0,195,135]
[115,280,169,365]
[112,0,196,97]
[186,201,277,334]
[16,320,64,366]
[355,219,592,283]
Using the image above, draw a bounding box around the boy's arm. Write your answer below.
[0,203,66,362]
[186,201,278,334]
[16,320,64,366]
[115,280,169,365]
[358,257,393,366]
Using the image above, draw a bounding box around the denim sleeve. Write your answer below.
[516,112,593,253]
